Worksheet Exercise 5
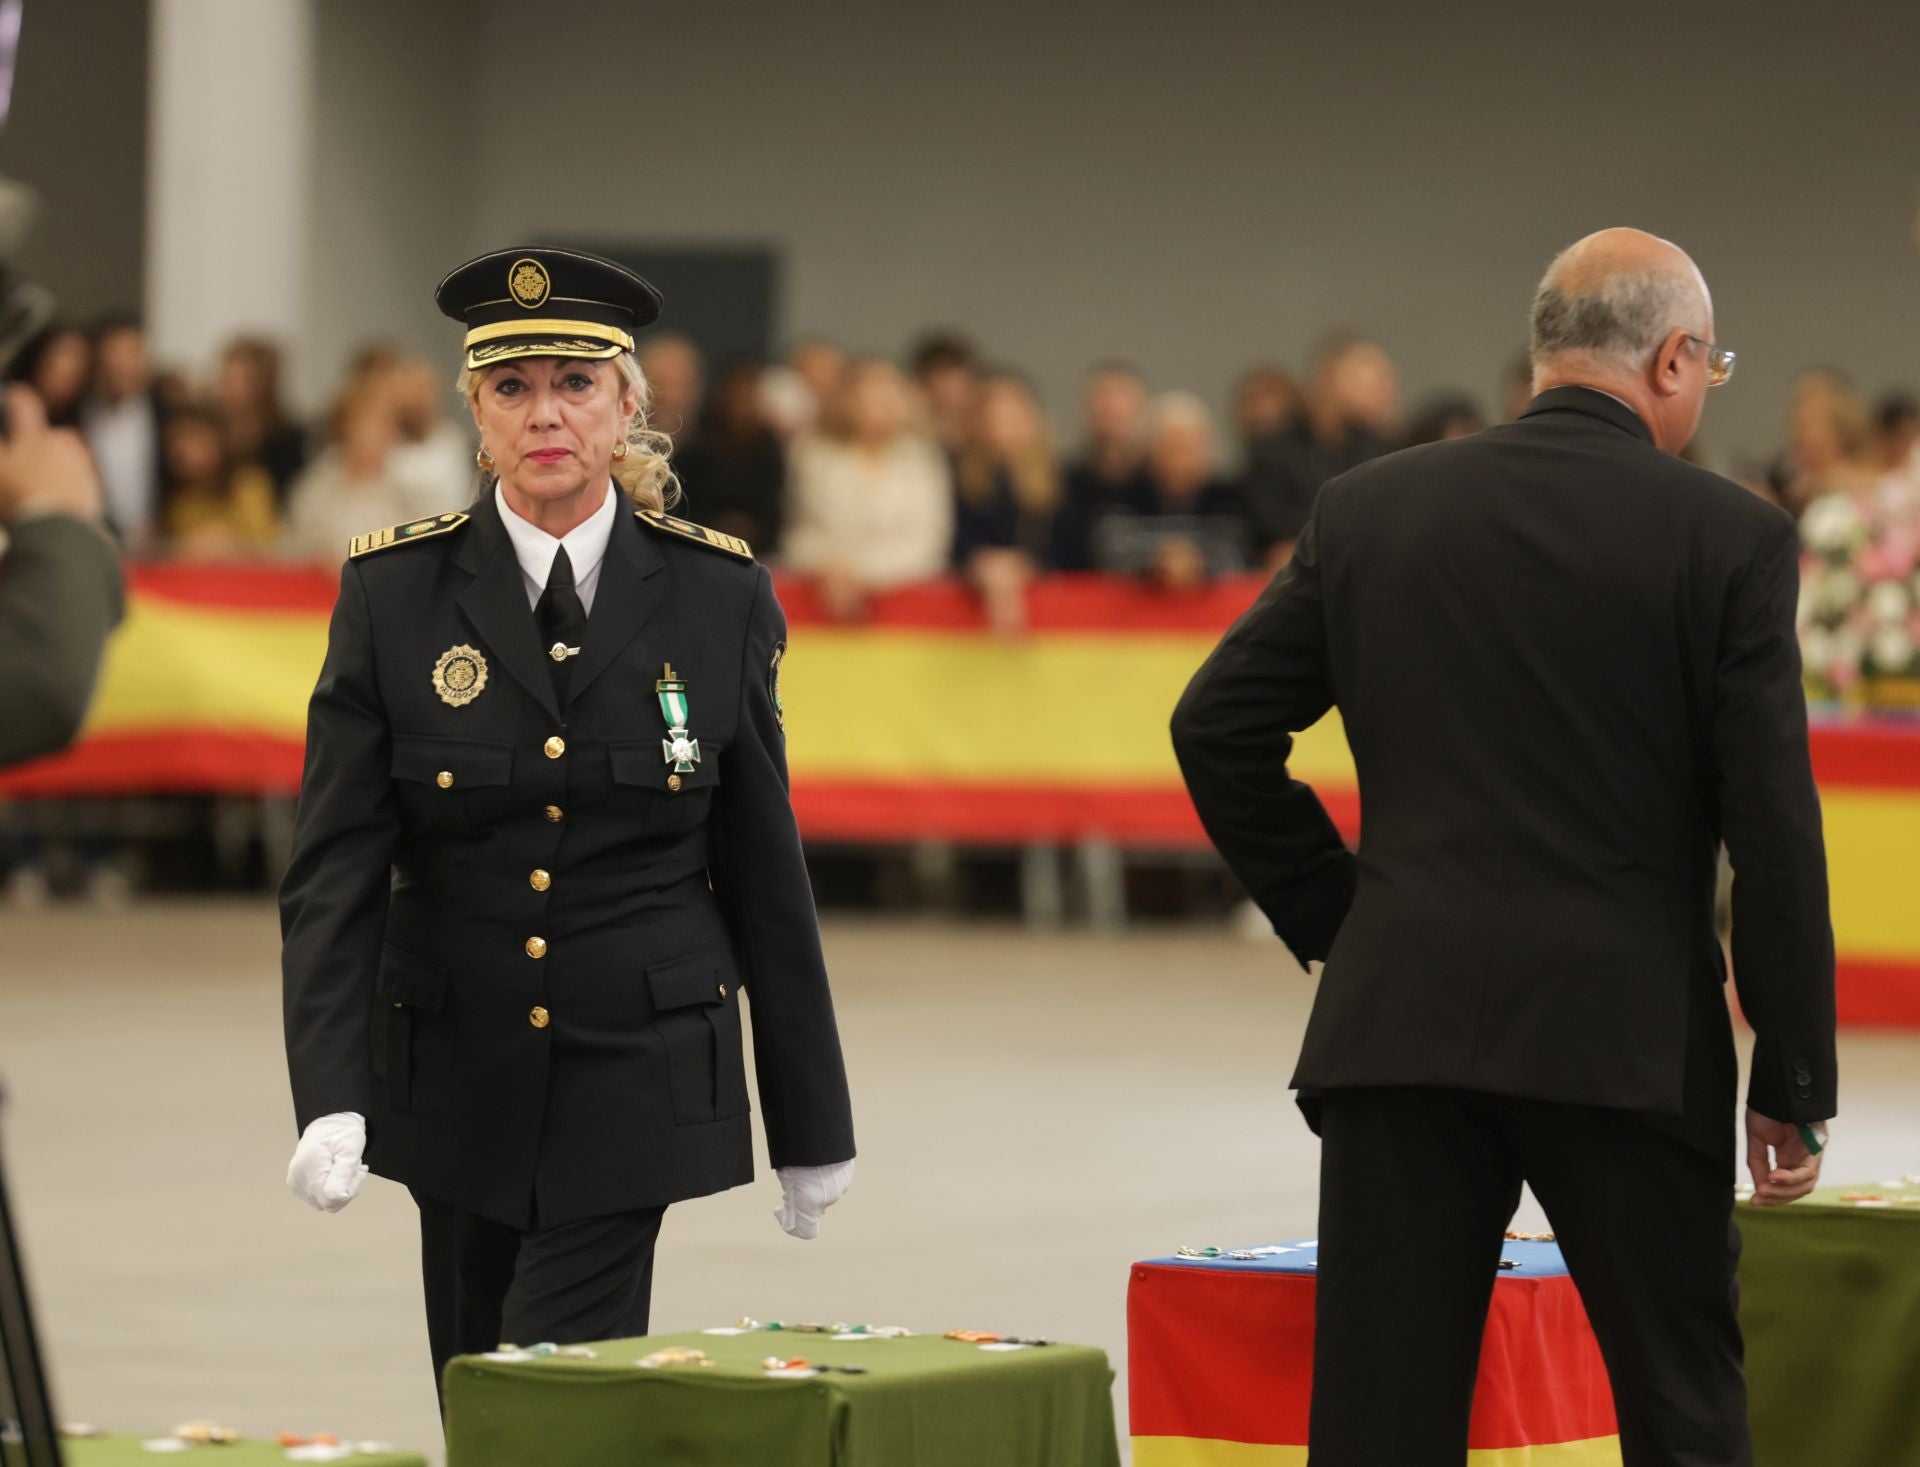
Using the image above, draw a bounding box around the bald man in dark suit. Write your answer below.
[1173,229,1834,1467]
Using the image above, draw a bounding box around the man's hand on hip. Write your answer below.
[287,1112,369,1213]
[1745,1109,1826,1206]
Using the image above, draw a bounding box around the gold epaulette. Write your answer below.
[348,512,471,559]
[635,509,753,561]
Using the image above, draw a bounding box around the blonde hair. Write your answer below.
[457,350,680,513]
[955,374,1060,515]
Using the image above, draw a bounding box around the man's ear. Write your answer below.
[1650,329,1691,399]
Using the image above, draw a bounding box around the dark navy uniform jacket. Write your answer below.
[280,497,855,1229]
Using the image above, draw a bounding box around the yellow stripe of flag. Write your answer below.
[1132,1435,1623,1466]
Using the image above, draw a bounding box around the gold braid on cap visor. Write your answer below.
[462,316,636,368]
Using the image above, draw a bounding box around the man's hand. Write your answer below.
[286,1112,370,1213]
[1745,1109,1826,1206]
[774,1159,854,1240]
[0,386,105,526]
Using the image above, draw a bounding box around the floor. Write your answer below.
[6,902,1918,1464]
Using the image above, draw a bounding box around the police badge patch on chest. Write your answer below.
[432,644,490,707]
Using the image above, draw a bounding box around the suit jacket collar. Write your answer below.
[453,492,562,723]
[567,505,666,706]
[1520,386,1655,445]
[452,496,667,719]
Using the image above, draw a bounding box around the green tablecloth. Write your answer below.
[62,1437,425,1466]
[1741,1179,1920,1467]
[444,1328,1120,1467]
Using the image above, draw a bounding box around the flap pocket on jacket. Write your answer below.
[647,949,733,1011]
[391,736,512,788]
[377,944,449,1011]
[610,741,722,793]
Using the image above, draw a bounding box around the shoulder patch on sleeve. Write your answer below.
[348,511,470,559]
[769,640,786,731]
[635,508,754,561]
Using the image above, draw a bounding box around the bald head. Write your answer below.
[1528,229,1718,454]
[1530,228,1711,376]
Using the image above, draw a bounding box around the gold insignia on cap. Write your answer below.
[508,257,552,309]
[432,644,490,708]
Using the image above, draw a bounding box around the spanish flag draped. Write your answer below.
[1129,1245,1622,1464]
[3,566,1915,1023]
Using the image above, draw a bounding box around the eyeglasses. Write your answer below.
[1687,336,1736,388]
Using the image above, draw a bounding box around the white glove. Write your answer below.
[286,1112,370,1213]
[774,1159,855,1240]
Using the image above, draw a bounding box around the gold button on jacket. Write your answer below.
[529,869,551,892]
[544,735,566,759]
[543,804,564,822]
[435,770,454,789]
[525,936,548,959]
[667,773,683,792]
[529,1005,550,1029]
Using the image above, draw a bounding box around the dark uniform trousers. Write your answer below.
[414,1189,665,1408]
[1310,1089,1748,1467]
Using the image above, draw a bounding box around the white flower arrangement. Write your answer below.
[1798,483,1920,701]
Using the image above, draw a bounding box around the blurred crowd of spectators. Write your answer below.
[6,314,1917,907]
[7,320,475,564]
[11,314,1919,635]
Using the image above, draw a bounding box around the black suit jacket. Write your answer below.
[1172,388,1836,1132]
[281,498,855,1228]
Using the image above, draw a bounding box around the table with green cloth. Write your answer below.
[1741,1176,1920,1467]
[444,1326,1121,1467]
[62,1438,425,1466]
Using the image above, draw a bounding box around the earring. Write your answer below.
[611,442,630,461]
[476,446,495,471]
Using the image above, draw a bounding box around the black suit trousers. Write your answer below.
[415,1190,666,1412]
[1310,1089,1749,1467]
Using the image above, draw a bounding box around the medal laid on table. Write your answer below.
[657,663,700,787]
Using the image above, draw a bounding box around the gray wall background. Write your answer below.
[0,0,150,328]
[9,0,1920,461]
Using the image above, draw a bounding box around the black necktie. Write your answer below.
[535,546,587,703]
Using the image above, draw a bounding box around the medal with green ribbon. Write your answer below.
[657,663,700,775]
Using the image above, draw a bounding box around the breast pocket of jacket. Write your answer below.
[373,942,454,1119]
[609,740,723,841]
[390,736,514,836]
[648,949,748,1125]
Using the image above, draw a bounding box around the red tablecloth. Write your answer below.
[1128,1241,1620,1465]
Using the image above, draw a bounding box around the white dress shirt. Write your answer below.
[494,480,618,613]
[83,395,160,544]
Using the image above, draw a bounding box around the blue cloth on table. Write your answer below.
[1142,1238,1570,1278]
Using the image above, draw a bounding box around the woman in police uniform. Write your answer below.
[279,247,856,1399]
